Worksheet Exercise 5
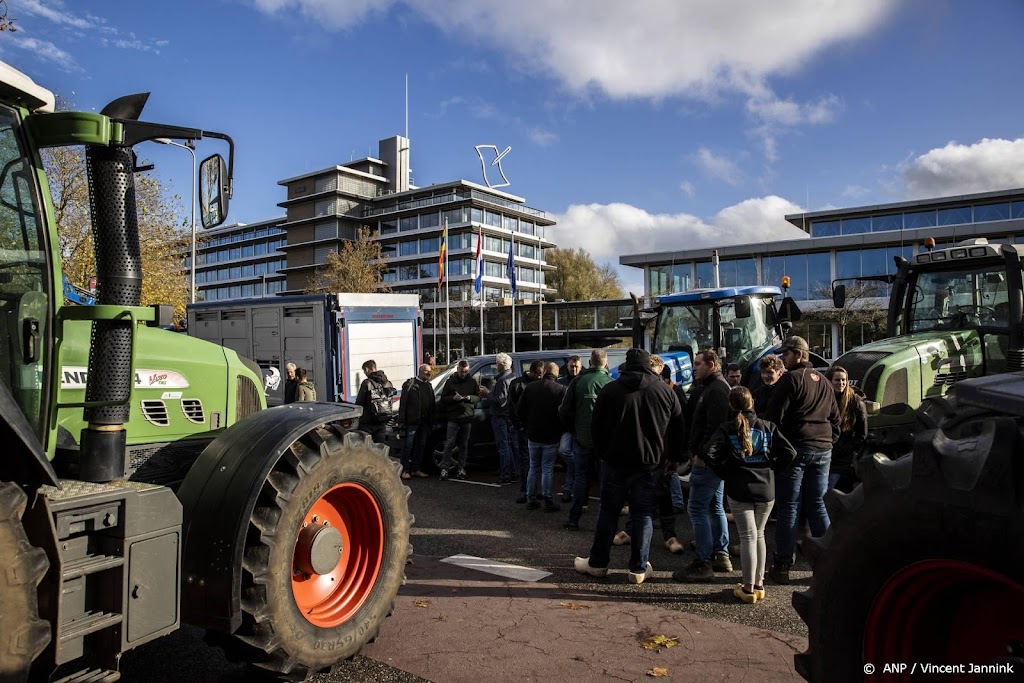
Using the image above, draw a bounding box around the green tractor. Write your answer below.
[794,238,1024,679]
[0,61,411,681]
[828,237,1024,453]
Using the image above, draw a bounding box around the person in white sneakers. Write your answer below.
[573,349,685,585]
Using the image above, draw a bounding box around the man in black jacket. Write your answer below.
[517,362,567,512]
[676,349,733,582]
[573,348,685,585]
[481,353,517,483]
[397,363,435,480]
[438,360,481,481]
[509,360,544,502]
[283,362,298,404]
[766,336,840,584]
[355,359,396,444]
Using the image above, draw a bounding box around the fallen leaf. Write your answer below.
[640,634,680,650]
[559,601,590,611]
[647,667,669,677]
[414,599,430,608]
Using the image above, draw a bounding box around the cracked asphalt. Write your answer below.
[121,460,810,681]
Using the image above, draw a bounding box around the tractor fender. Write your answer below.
[177,402,360,633]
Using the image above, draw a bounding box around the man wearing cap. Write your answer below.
[765,335,840,585]
[573,348,685,585]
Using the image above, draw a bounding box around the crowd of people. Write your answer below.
[388,337,868,603]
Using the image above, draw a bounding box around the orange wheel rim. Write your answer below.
[291,483,384,627]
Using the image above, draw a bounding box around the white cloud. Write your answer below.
[248,0,895,101]
[841,184,871,199]
[526,127,558,147]
[19,0,97,30]
[902,138,1024,199]
[693,147,742,186]
[2,33,78,71]
[552,196,809,291]
[437,95,557,147]
[679,180,695,198]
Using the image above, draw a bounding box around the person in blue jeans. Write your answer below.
[573,348,685,585]
[765,336,840,584]
[517,362,567,511]
[556,355,583,501]
[675,349,733,583]
[559,349,614,530]
[482,353,518,483]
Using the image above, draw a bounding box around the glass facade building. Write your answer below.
[192,218,288,301]
[276,136,556,358]
[622,187,1024,359]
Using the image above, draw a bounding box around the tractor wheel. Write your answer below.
[233,426,413,679]
[0,482,51,681]
[793,411,1024,682]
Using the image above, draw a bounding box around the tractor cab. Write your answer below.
[637,285,800,390]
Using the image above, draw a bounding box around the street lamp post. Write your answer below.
[155,138,197,303]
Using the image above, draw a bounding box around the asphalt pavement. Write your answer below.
[120,459,812,681]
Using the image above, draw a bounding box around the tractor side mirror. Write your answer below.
[200,154,229,229]
[734,296,751,319]
[779,296,802,322]
[833,284,847,309]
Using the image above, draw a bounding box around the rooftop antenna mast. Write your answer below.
[405,73,409,141]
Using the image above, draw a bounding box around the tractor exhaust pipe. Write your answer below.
[78,142,144,482]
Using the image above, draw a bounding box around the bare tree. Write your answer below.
[305,226,392,294]
[0,1,16,32]
[810,281,888,353]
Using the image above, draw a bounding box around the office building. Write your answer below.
[621,188,1024,359]
[193,217,288,302]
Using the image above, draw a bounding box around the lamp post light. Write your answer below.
[155,138,197,303]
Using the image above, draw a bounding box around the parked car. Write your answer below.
[415,349,628,473]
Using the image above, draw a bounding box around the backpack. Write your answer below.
[367,379,395,422]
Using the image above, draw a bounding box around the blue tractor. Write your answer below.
[629,284,822,391]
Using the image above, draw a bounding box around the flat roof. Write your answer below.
[277,164,391,186]
[784,187,1024,228]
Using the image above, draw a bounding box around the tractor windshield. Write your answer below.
[908,263,1010,333]
[653,297,777,366]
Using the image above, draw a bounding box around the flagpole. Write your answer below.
[510,232,516,353]
[478,228,485,354]
[444,218,451,361]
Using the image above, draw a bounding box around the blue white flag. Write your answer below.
[506,240,517,296]
[474,226,484,295]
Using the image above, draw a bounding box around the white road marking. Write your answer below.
[450,479,502,488]
[441,554,552,582]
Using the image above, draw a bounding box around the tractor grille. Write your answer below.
[934,371,968,386]
[181,398,205,423]
[140,400,169,426]
[127,440,211,485]
[236,375,262,421]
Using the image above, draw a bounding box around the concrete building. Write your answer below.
[621,188,1024,359]
[193,217,288,302]
[275,136,556,358]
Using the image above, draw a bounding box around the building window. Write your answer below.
[420,236,440,254]
[399,216,418,232]
[485,261,504,277]
[399,265,419,281]
[503,215,518,232]
[380,219,398,235]
[872,214,902,232]
[444,208,466,225]
[974,202,1011,223]
[520,220,535,236]
[1012,201,1024,220]
[937,206,972,226]
[419,262,438,279]
[399,240,419,257]
[811,220,839,237]
[841,217,870,235]
[419,211,440,229]
[470,207,484,224]
[485,211,502,227]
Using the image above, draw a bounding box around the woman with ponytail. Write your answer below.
[707,386,796,603]
[827,366,868,493]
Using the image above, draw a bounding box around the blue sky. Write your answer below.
[4,0,1024,292]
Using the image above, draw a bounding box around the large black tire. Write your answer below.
[793,407,1024,682]
[0,482,50,682]
[231,426,412,679]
